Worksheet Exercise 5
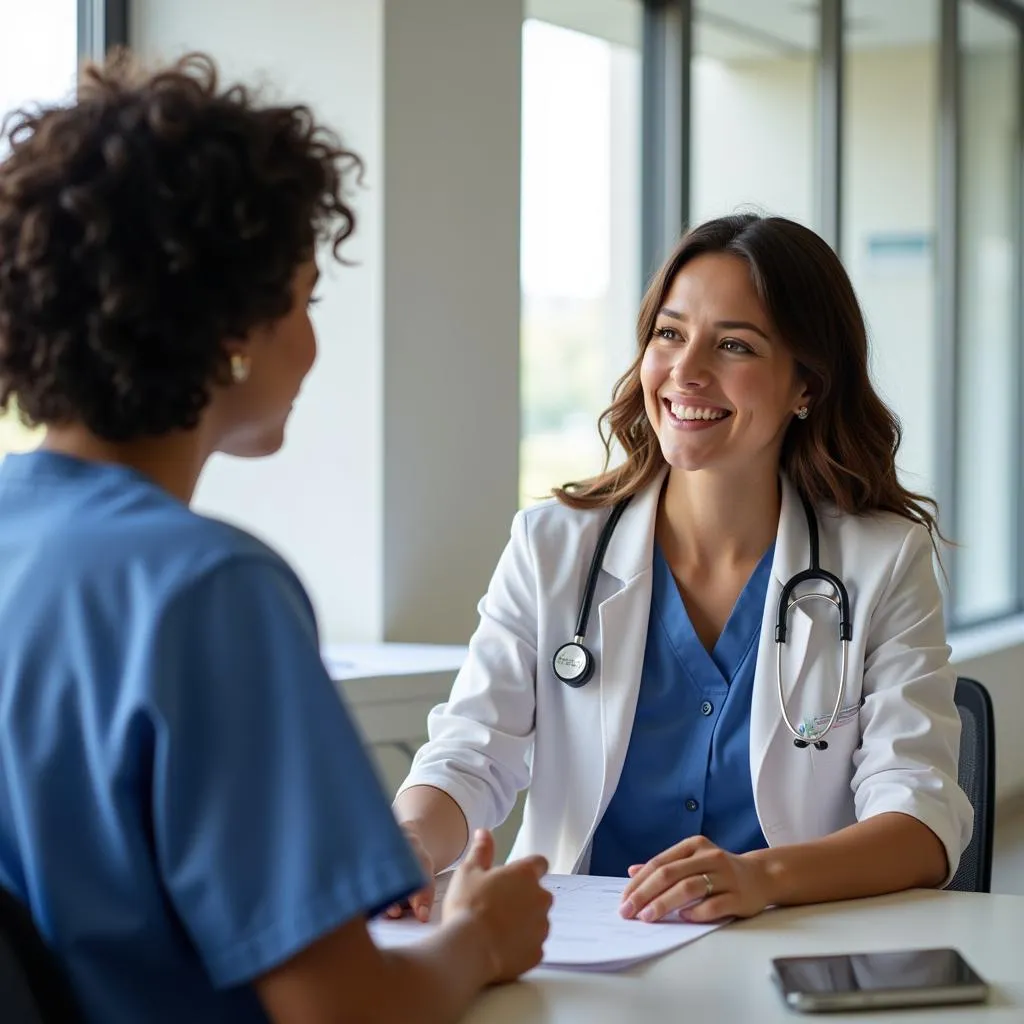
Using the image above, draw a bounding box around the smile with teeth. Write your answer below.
[669,402,729,421]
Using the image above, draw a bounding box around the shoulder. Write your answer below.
[79,494,312,622]
[819,504,932,563]
[512,496,612,554]
[159,513,310,611]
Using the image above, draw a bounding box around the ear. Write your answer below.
[792,365,816,408]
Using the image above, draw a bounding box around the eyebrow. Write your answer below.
[657,306,770,341]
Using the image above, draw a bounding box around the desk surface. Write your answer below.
[461,890,1024,1023]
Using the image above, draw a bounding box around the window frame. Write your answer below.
[641,0,1024,632]
[77,0,128,62]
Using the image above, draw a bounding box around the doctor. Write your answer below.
[393,213,973,925]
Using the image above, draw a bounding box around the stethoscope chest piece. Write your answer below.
[552,640,594,687]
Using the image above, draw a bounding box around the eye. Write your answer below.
[720,338,753,354]
[307,294,322,308]
[652,325,681,342]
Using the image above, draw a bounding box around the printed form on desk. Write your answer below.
[368,874,726,972]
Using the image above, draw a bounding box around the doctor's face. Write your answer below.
[640,253,809,478]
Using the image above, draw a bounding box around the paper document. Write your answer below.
[369,873,724,972]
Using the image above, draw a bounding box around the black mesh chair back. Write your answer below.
[945,677,996,893]
[0,888,82,1023]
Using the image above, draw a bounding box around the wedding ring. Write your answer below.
[702,872,713,898]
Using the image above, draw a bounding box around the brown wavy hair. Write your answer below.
[554,214,941,540]
[0,50,361,442]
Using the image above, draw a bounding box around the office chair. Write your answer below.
[0,887,82,1023]
[945,676,996,894]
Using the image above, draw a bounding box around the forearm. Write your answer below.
[394,785,470,872]
[372,914,493,1024]
[745,812,948,908]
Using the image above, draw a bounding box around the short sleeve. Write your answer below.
[147,557,424,989]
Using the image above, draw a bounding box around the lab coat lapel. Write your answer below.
[570,473,663,871]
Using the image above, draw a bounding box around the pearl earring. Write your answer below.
[229,353,251,384]
[796,406,809,420]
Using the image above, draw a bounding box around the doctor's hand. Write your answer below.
[618,836,771,924]
[384,824,436,922]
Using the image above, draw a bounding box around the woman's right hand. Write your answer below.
[443,829,552,983]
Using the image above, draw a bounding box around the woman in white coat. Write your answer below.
[393,214,973,925]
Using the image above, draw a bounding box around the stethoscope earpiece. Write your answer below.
[793,737,829,751]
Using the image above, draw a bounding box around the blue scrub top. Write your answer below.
[589,541,772,877]
[0,451,425,1024]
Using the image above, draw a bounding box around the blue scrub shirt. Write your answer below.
[590,541,772,876]
[0,451,424,1024]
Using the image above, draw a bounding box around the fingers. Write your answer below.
[680,893,734,923]
[620,836,710,900]
[620,869,713,921]
[513,854,549,881]
[463,828,495,871]
[408,879,436,923]
[384,902,404,919]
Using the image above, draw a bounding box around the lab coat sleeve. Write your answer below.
[396,509,539,853]
[852,524,974,884]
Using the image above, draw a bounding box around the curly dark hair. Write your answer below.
[0,50,362,441]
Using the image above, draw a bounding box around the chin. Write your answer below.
[659,442,720,473]
[220,427,287,459]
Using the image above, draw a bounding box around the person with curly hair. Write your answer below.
[0,52,550,1024]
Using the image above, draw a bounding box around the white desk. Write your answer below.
[461,890,1024,1023]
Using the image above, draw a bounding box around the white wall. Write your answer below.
[381,0,522,643]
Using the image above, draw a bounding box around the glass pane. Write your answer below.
[0,0,78,457]
[520,3,642,507]
[691,0,818,228]
[842,0,939,500]
[954,2,1019,622]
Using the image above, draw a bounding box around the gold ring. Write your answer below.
[702,872,713,898]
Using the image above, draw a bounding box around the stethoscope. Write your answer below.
[551,492,853,750]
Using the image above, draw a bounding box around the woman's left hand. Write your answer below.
[618,836,772,923]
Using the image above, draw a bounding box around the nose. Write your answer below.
[669,339,712,388]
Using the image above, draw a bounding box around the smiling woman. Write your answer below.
[393,212,971,933]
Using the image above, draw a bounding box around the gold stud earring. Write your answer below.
[229,353,251,384]
[796,406,809,420]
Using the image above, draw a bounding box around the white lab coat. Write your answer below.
[399,473,973,882]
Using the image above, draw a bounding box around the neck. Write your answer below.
[657,462,781,570]
[42,426,211,504]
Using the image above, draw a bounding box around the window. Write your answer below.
[691,0,818,228]
[842,0,940,500]
[520,1,643,507]
[953,1,1020,623]
[0,0,81,457]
